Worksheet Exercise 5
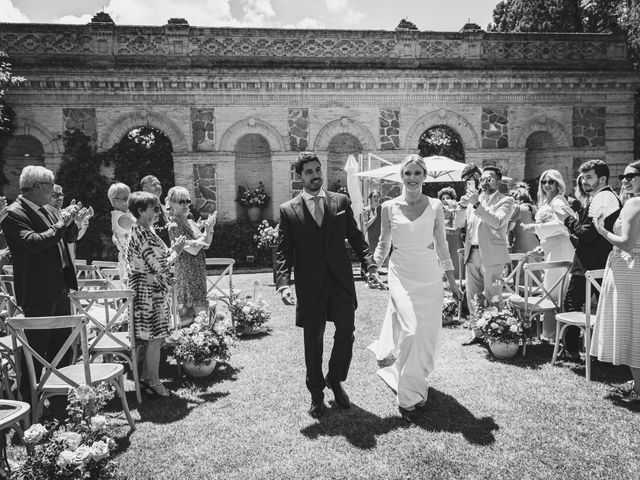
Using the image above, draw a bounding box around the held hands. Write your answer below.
[449,281,462,301]
[366,270,387,290]
[280,287,296,305]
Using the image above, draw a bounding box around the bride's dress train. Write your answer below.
[368,198,452,409]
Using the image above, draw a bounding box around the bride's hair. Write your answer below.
[400,154,427,176]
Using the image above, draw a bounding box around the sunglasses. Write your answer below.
[174,199,191,206]
[52,193,64,198]
[153,206,162,213]
[540,179,556,185]
[618,172,640,181]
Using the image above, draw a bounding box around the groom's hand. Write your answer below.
[279,287,296,306]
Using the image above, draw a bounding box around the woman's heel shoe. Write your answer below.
[147,383,171,398]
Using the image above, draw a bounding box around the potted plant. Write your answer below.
[253,220,280,281]
[473,297,526,359]
[16,384,123,480]
[229,294,271,336]
[237,182,270,222]
[171,311,235,377]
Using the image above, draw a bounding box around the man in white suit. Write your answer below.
[455,166,515,343]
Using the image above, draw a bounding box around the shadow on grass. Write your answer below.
[485,342,556,370]
[605,393,640,413]
[300,388,497,449]
[569,360,630,386]
[235,330,271,341]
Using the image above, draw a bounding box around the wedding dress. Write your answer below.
[368,198,453,409]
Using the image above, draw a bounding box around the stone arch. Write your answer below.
[12,119,61,154]
[405,110,480,150]
[219,117,286,153]
[313,117,376,152]
[513,116,570,150]
[100,110,188,152]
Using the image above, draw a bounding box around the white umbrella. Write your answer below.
[343,155,364,227]
[355,155,466,183]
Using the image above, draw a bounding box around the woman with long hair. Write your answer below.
[592,159,640,403]
[368,154,461,418]
[522,169,575,340]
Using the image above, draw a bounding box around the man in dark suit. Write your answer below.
[140,175,171,246]
[559,160,621,356]
[276,152,379,419]
[1,166,80,381]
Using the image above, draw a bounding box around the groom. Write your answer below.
[275,152,378,419]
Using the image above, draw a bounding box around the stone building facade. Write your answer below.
[1,20,638,221]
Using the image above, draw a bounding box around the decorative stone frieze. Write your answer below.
[193,164,217,214]
[572,107,606,147]
[481,107,508,149]
[287,108,309,152]
[379,108,400,150]
[191,108,215,152]
[62,108,97,143]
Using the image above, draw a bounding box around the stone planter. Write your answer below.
[247,206,261,222]
[489,341,519,359]
[182,359,218,378]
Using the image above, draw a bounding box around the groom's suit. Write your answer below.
[276,190,374,399]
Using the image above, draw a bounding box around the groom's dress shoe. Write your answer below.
[325,375,351,409]
[308,400,326,419]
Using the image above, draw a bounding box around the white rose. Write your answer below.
[90,415,107,432]
[90,441,109,461]
[57,431,83,451]
[509,325,519,333]
[476,319,487,329]
[57,450,75,468]
[491,323,500,330]
[242,306,251,314]
[24,423,47,444]
[71,445,92,465]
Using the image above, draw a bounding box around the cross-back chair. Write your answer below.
[510,260,572,354]
[0,275,15,299]
[6,315,135,430]
[91,261,119,270]
[75,264,103,281]
[552,269,604,381]
[456,247,466,323]
[205,258,240,307]
[0,294,23,398]
[502,253,527,299]
[69,289,141,404]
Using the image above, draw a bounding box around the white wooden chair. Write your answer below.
[502,253,527,299]
[1,266,12,275]
[553,269,604,381]
[456,247,465,323]
[0,294,23,398]
[69,289,141,404]
[509,260,572,355]
[75,264,103,280]
[91,261,118,270]
[7,315,135,430]
[205,258,240,307]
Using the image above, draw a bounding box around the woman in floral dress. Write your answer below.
[166,186,216,323]
[127,191,185,397]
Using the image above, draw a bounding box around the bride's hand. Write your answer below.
[449,282,462,301]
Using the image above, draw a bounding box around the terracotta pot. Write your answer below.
[489,341,519,359]
[247,206,261,222]
[182,359,218,377]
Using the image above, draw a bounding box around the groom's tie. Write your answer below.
[311,196,324,226]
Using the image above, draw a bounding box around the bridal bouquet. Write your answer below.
[15,384,123,480]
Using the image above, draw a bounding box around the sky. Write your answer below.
[1,0,498,31]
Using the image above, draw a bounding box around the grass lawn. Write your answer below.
[73,272,639,479]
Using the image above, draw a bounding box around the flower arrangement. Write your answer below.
[331,181,349,196]
[254,220,279,250]
[472,295,526,344]
[237,182,269,209]
[15,384,122,480]
[171,311,235,366]
[229,294,271,333]
[442,295,459,325]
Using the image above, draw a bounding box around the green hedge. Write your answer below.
[207,219,276,268]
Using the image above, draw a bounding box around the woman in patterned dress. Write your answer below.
[592,160,640,403]
[166,186,216,323]
[127,191,186,398]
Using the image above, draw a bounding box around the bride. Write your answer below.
[368,154,461,415]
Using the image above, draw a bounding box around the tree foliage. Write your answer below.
[488,0,582,32]
[57,130,114,261]
[106,127,175,197]
[0,51,24,186]
[418,126,465,162]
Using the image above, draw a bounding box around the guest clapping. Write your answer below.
[590,160,640,403]
[127,191,186,398]
[166,186,216,323]
[107,183,135,281]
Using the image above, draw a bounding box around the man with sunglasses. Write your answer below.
[141,175,171,247]
[557,159,621,358]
